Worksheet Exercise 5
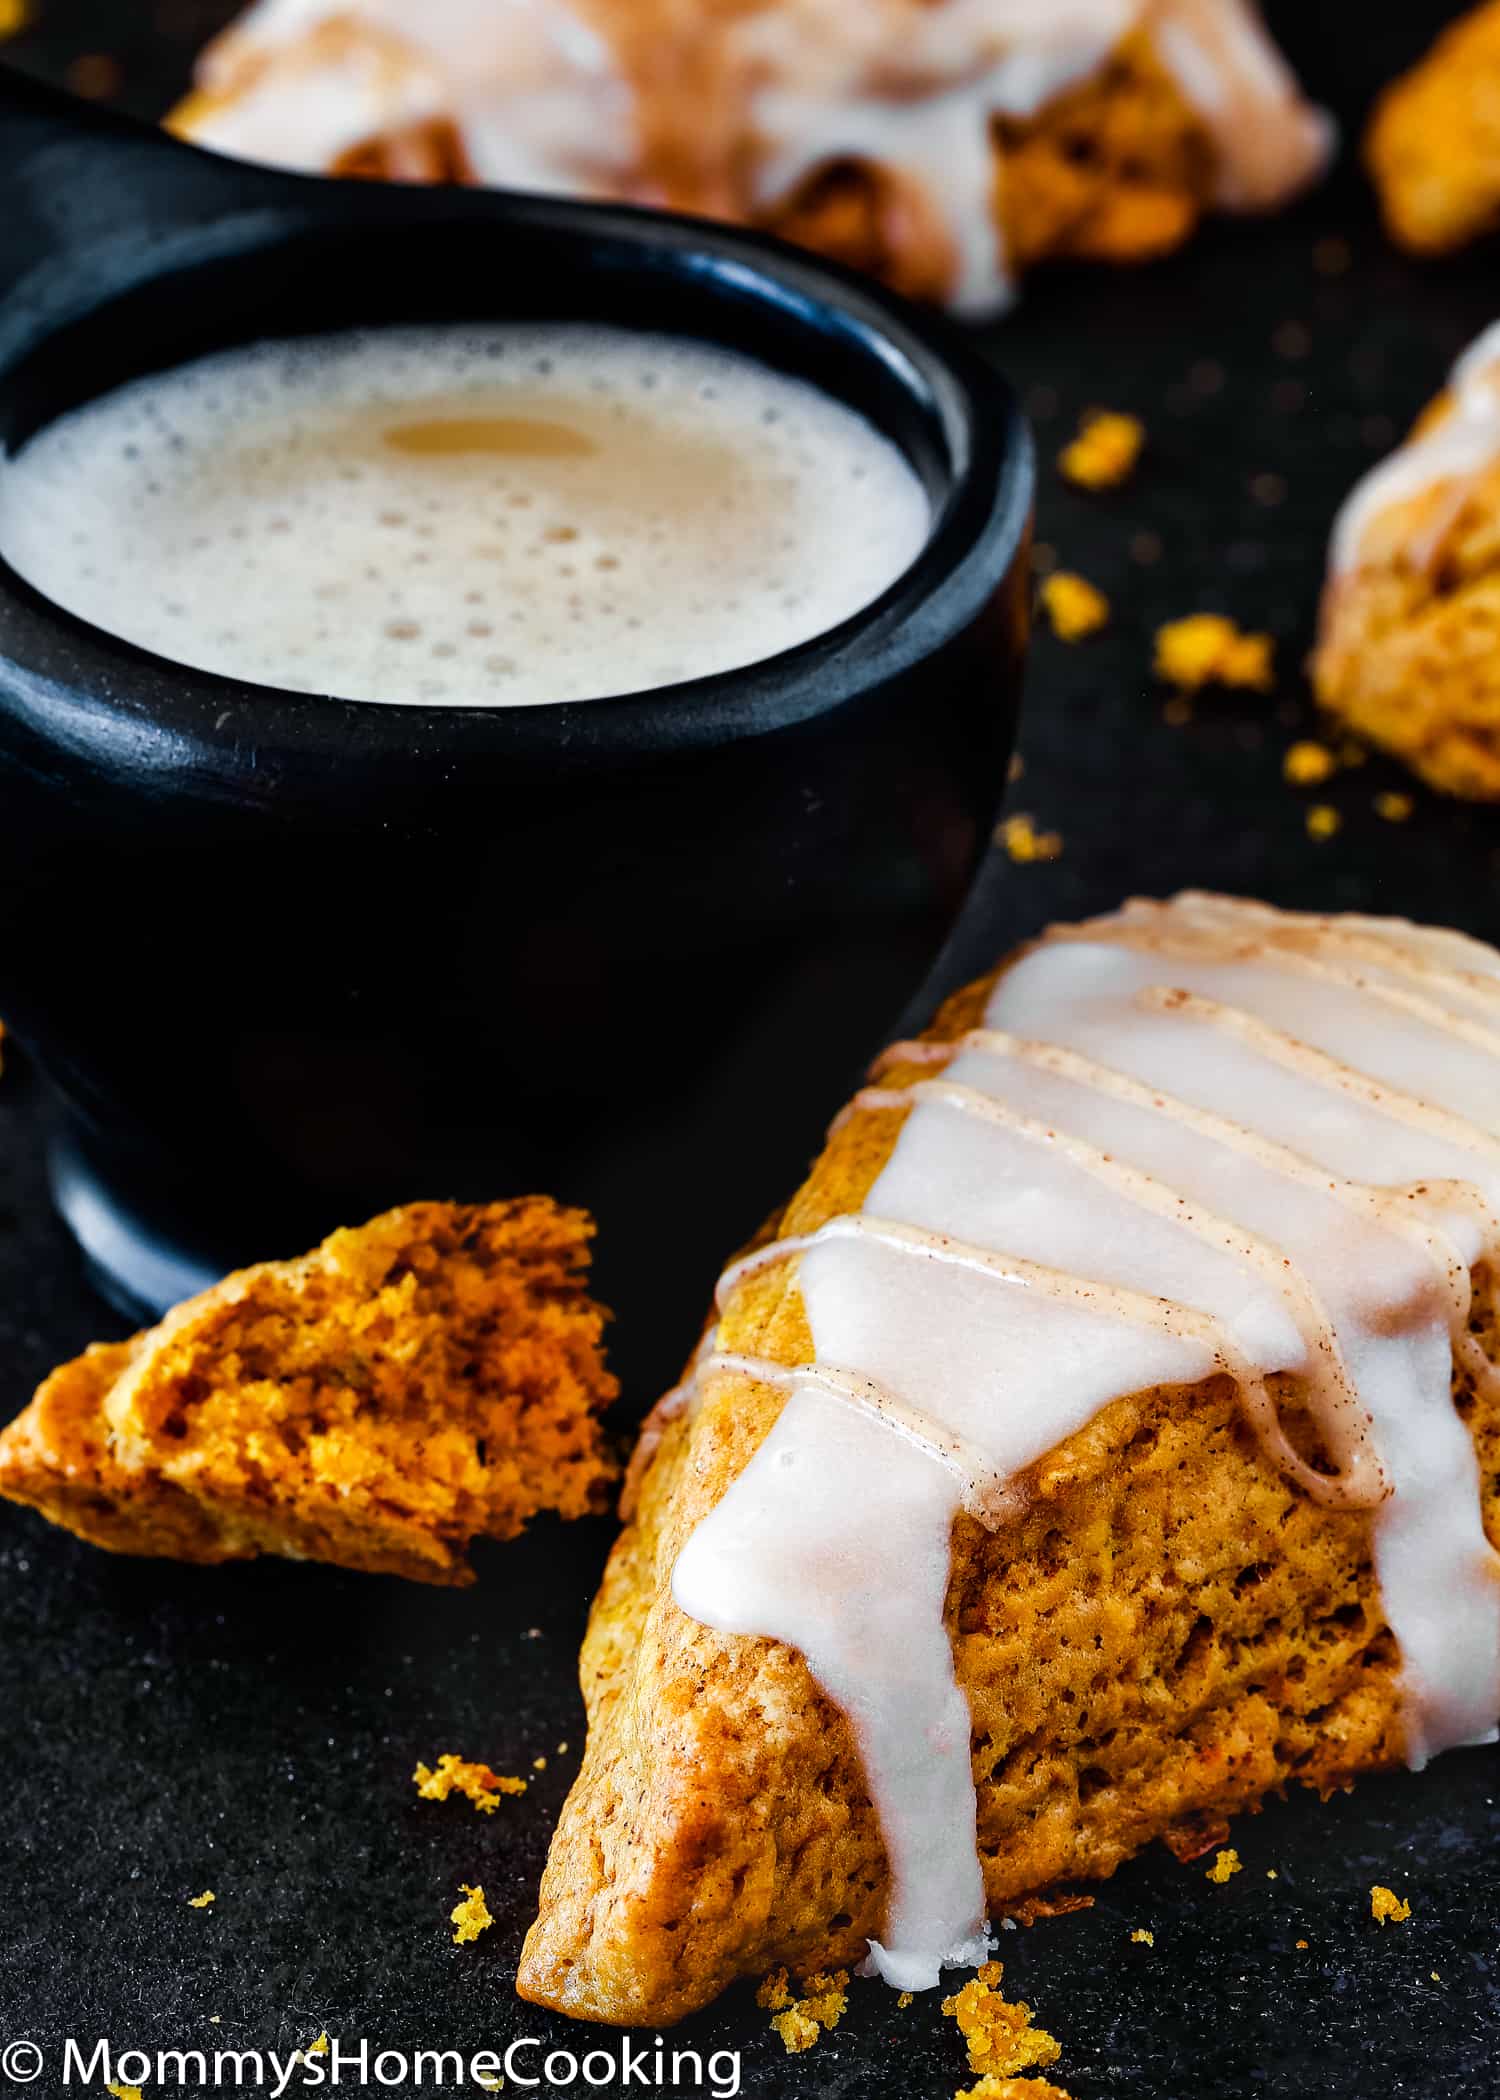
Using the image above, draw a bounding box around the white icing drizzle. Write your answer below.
[670,894,1500,1992]
[1332,319,1500,572]
[183,0,1329,318]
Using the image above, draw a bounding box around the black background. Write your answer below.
[3,4,1500,2095]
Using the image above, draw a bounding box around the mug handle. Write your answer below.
[0,60,311,304]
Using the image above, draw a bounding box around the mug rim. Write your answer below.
[0,181,1033,770]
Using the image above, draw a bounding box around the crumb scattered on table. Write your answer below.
[1306,804,1342,841]
[0,0,28,37]
[414,1754,526,1812]
[1375,791,1413,822]
[1040,573,1110,642]
[107,2086,143,2100]
[999,813,1063,864]
[1129,1928,1154,1945]
[1283,740,1337,786]
[187,1890,216,1909]
[758,1966,849,2054]
[1371,1885,1412,1925]
[1059,411,1144,490]
[956,2080,1074,2100]
[1206,1848,1242,1884]
[1154,615,1274,692]
[942,1962,1062,2082]
[451,1883,494,1945]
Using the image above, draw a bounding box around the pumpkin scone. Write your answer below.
[519,893,1500,2025]
[0,1199,618,1583]
[173,0,1330,317]
[1367,1,1500,257]
[1314,322,1500,799]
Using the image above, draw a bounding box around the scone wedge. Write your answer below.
[520,893,1500,2024]
[0,1199,618,1583]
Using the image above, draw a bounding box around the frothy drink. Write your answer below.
[0,325,930,707]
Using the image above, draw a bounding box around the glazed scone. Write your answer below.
[1367,2,1500,256]
[172,0,1331,317]
[1314,323,1500,800]
[0,1199,618,1583]
[519,894,1500,2025]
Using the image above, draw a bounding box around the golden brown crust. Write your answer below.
[0,1199,618,1584]
[1313,391,1500,800]
[517,955,1493,2026]
[1367,1,1500,256]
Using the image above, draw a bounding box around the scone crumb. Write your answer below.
[0,0,28,35]
[766,1969,849,2052]
[1059,411,1145,490]
[1154,614,1274,692]
[999,813,1064,864]
[1129,1928,1155,1945]
[942,1967,1062,2080]
[107,2086,144,2100]
[1296,1939,1310,1950]
[531,1756,548,1772]
[1375,791,1413,822]
[756,1968,792,2012]
[898,1991,915,2009]
[187,1890,216,1908]
[414,1754,526,1812]
[1040,572,1110,642]
[451,1883,494,1945]
[1306,804,1342,841]
[1206,1848,1243,1884]
[956,2081,1074,2100]
[1371,1884,1412,1925]
[1283,740,1337,786]
[307,2036,329,2058]
[770,2009,819,2054]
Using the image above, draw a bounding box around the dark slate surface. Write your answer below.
[3,3,1500,2095]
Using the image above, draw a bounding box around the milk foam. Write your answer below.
[0,325,931,707]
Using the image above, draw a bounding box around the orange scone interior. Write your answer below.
[519,893,1500,2025]
[0,1198,618,1583]
[1314,322,1500,799]
[174,0,1329,315]
[1367,1,1500,256]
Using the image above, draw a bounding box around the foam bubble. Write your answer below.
[0,325,931,708]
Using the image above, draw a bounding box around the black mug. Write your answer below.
[0,69,1032,1390]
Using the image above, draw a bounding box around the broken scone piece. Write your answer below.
[0,1200,617,1583]
[1367,3,1500,258]
[1314,322,1500,798]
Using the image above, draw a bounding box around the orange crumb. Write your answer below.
[767,1968,849,2052]
[1296,1939,1309,1950]
[306,2036,329,2059]
[1059,411,1144,490]
[1306,804,1342,841]
[187,1890,216,1909]
[756,1968,793,2012]
[107,2087,143,2100]
[1432,1971,1443,1983]
[1154,614,1275,692]
[1371,1885,1412,1925]
[1040,572,1110,642]
[898,1991,915,2009]
[1129,1928,1154,1945]
[0,0,28,36]
[942,1966,1062,2082]
[999,813,1063,864]
[1283,740,1337,786]
[1205,1848,1242,1884]
[414,1754,526,1812]
[1266,1870,1279,1881]
[1375,791,1413,822]
[956,2081,1074,2100]
[532,1756,548,1771]
[556,1741,569,1754]
[450,1883,494,1945]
